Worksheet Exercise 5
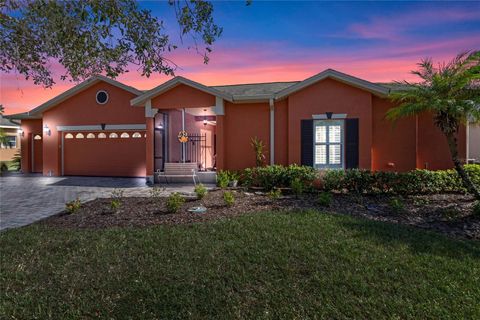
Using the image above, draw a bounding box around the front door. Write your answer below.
[154,112,168,172]
[31,133,43,173]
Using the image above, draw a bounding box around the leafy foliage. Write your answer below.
[389,197,405,214]
[250,136,266,167]
[241,165,318,191]
[194,183,208,200]
[290,178,304,198]
[317,192,332,207]
[0,162,8,173]
[10,150,21,171]
[216,170,231,188]
[267,188,282,200]
[166,192,185,213]
[321,165,480,195]
[110,189,124,212]
[387,51,480,199]
[0,0,222,87]
[223,191,235,206]
[473,201,480,216]
[65,198,81,214]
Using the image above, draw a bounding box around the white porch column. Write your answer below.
[182,108,186,163]
[269,98,275,165]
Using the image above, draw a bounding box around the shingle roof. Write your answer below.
[212,81,299,97]
[0,115,20,127]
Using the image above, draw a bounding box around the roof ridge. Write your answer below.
[211,80,300,87]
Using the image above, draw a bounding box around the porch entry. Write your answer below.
[154,108,216,173]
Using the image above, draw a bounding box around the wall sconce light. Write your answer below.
[43,124,51,136]
[18,128,24,137]
[203,109,207,126]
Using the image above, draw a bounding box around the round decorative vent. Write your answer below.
[96,90,109,104]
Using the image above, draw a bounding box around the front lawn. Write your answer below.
[1,211,479,319]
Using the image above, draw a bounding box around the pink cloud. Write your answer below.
[347,8,480,40]
[1,34,479,115]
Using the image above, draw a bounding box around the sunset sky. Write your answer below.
[1,1,479,115]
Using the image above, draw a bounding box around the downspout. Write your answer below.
[269,98,275,165]
[182,108,186,163]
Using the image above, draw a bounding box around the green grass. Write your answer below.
[1,211,479,319]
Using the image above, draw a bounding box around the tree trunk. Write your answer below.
[445,133,480,200]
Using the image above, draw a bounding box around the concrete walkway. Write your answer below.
[0,174,201,231]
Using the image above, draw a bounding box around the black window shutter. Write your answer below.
[345,118,359,169]
[301,119,314,167]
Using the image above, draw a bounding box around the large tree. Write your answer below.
[0,0,223,87]
[387,51,480,199]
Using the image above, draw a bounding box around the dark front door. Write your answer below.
[154,112,168,172]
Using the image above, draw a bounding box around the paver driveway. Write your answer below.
[0,174,194,231]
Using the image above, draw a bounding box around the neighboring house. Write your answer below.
[0,115,21,163]
[6,69,476,182]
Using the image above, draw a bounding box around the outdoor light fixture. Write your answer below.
[43,124,51,136]
[203,109,207,126]
[18,128,24,137]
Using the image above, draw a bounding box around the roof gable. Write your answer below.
[24,75,143,117]
[274,69,390,100]
[131,76,233,106]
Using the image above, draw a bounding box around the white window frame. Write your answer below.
[313,120,345,169]
[1,135,17,148]
[96,90,109,105]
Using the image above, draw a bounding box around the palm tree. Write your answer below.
[387,51,480,199]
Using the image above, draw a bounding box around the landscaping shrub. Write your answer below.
[267,188,282,200]
[110,189,124,212]
[65,198,81,214]
[317,192,332,207]
[389,197,405,213]
[322,164,480,195]
[473,201,480,216]
[194,183,208,200]
[238,164,479,195]
[251,136,266,167]
[110,199,121,212]
[223,191,235,206]
[216,170,231,188]
[291,178,304,198]
[0,162,8,173]
[241,164,317,191]
[166,192,185,213]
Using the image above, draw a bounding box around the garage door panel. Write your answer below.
[64,132,146,177]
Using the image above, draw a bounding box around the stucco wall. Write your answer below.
[469,123,480,162]
[151,84,215,109]
[222,102,270,170]
[0,128,21,162]
[287,78,373,168]
[19,119,42,173]
[371,96,417,171]
[417,113,466,170]
[41,81,145,176]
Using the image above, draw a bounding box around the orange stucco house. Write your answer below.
[7,69,476,183]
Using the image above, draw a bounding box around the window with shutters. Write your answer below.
[314,120,344,169]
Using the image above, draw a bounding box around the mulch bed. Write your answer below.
[40,189,480,240]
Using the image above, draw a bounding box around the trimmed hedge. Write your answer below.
[240,165,317,191]
[322,165,480,194]
[239,164,480,195]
